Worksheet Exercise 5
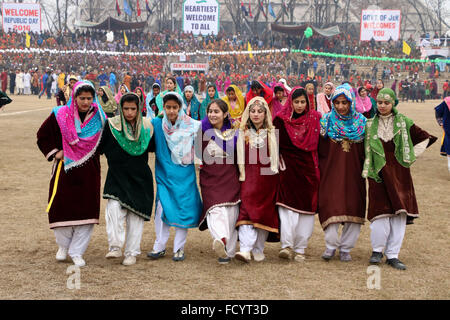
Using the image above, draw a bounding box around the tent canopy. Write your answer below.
[75,17,146,31]
[271,23,340,38]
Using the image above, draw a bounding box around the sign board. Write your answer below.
[360,9,401,41]
[2,3,42,33]
[182,0,219,36]
[170,63,209,72]
[420,47,449,59]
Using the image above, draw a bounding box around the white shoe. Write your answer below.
[213,238,228,259]
[56,246,68,261]
[294,253,306,262]
[122,255,136,266]
[105,248,122,259]
[72,256,86,267]
[235,251,251,263]
[252,252,265,262]
[279,248,294,260]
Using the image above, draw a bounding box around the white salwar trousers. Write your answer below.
[238,224,269,254]
[152,201,188,253]
[278,207,315,254]
[370,213,407,260]
[447,155,450,172]
[324,222,362,253]
[54,224,94,258]
[105,199,145,257]
[206,205,239,257]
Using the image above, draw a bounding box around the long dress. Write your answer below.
[367,124,437,224]
[318,136,366,230]
[435,100,450,156]
[274,117,319,214]
[152,117,203,228]
[99,124,154,221]
[236,133,279,239]
[198,129,241,231]
[36,113,101,229]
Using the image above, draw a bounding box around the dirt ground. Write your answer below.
[0,94,448,300]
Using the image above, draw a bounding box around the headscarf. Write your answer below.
[362,88,415,182]
[108,92,153,156]
[115,84,129,104]
[245,80,273,106]
[305,83,316,111]
[237,96,278,181]
[134,87,147,113]
[221,84,245,121]
[98,86,117,115]
[354,86,373,113]
[161,92,201,166]
[316,82,335,115]
[271,83,290,117]
[320,83,366,141]
[275,86,322,152]
[155,82,183,113]
[200,84,219,120]
[52,80,106,171]
[183,85,201,120]
[146,83,160,106]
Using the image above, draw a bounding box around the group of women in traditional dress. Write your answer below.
[37,76,438,271]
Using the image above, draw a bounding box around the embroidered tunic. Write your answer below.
[37,113,101,229]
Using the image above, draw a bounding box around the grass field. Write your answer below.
[0,94,448,300]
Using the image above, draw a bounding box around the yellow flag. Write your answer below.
[25,32,31,48]
[403,41,411,56]
[248,41,253,59]
[124,31,128,46]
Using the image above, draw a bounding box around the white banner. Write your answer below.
[182,0,219,36]
[2,3,42,33]
[170,63,209,72]
[360,9,401,41]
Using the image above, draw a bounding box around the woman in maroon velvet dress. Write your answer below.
[198,99,241,264]
[273,87,321,262]
[234,97,279,263]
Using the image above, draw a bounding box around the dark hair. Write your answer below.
[274,86,285,94]
[207,99,228,114]
[207,84,216,91]
[251,81,263,90]
[291,87,309,108]
[163,93,182,107]
[120,93,140,108]
[166,77,176,86]
[358,86,367,95]
[75,85,95,98]
[225,86,235,93]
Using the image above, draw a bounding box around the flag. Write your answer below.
[268,2,276,18]
[403,41,411,56]
[145,0,152,14]
[241,2,248,16]
[249,1,252,18]
[304,27,313,39]
[25,32,31,48]
[116,0,121,16]
[137,0,141,17]
[124,31,128,46]
[259,1,267,19]
[123,0,132,16]
[248,41,254,59]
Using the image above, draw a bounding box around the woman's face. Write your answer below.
[120,86,126,94]
[292,94,308,114]
[163,99,181,124]
[136,90,142,97]
[333,95,351,116]
[306,86,314,95]
[376,80,384,89]
[275,90,284,101]
[377,100,393,116]
[97,88,104,96]
[185,90,194,101]
[226,89,236,101]
[76,91,94,113]
[249,104,266,129]
[359,88,367,98]
[324,84,333,96]
[207,102,227,129]
[208,87,216,98]
[166,79,175,91]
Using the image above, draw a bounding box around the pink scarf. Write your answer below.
[354,87,372,113]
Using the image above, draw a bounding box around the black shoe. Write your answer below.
[386,258,406,270]
[369,251,384,264]
[147,249,166,260]
[218,257,231,264]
